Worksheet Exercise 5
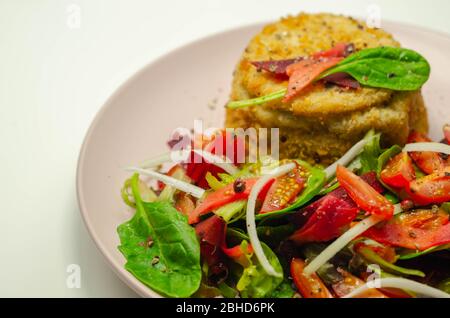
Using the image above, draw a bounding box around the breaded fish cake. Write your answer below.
[226,13,428,165]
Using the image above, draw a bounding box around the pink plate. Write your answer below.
[77,20,450,297]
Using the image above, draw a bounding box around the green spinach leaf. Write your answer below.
[266,279,296,298]
[117,173,201,297]
[256,224,295,249]
[357,246,425,277]
[227,228,284,298]
[359,131,382,173]
[320,47,430,91]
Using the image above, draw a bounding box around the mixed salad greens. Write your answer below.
[118,126,450,298]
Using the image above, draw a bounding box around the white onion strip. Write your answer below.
[191,149,239,175]
[403,142,450,155]
[138,149,239,175]
[303,204,402,276]
[324,138,369,180]
[246,162,296,277]
[343,277,450,298]
[139,152,171,169]
[124,167,205,198]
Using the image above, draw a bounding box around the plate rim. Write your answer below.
[76,18,450,298]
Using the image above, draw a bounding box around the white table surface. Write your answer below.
[1,0,449,297]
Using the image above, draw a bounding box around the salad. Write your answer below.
[117,126,450,298]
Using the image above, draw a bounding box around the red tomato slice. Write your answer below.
[332,268,388,298]
[290,258,334,298]
[407,167,450,205]
[259,163,307,214]
[188,178,260,224]
[408,131,445,174]
[364,208,450,251]
[336,165,394,219]
[283,57,343,102]
[289,172,384,243]
[381,152,416,188]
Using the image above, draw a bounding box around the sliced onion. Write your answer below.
[324,138,368,180]
[138,149,239,175]
[246,162,296,277]
[303,204,402,276]
[124,167,205,198]
[192,149,239,175]
[403,142,450,155]
[343,277,450,298]
[139,152,171,169]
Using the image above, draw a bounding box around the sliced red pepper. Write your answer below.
[332,268,388,298]
[189,178,260,224]
[364,208,450,251]
[381,152,416,188]
[259,162,307,214]
[291,258,334,298]
[408,131,445,174]
[407,167,450,205]
[337,165,394,219]
[289,172,384,243]
[283,56,343,102]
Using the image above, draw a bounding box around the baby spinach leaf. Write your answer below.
[320,47,430,91]
[227,228,284,298]
[256,224,296,249]
[398,243,450,260]
[358,246,425,277]
[117,173,201,297]
[266,279,296,298]
[359,131,382,174]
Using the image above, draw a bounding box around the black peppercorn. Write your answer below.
[233,178,246,193]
